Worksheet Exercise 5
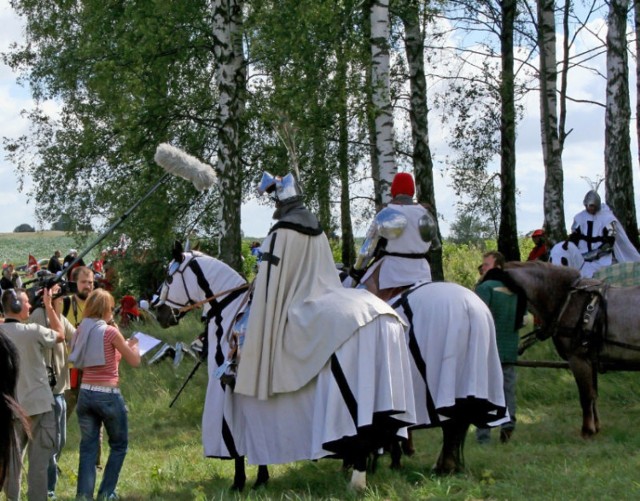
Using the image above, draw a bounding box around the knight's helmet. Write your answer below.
[583,190,601,212]
[258,172,302,204]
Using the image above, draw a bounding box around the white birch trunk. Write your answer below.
[370,0,396,205]
[212,0,246,270]
[537,0,566,244]
[604,0,639,248]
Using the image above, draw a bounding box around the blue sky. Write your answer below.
[0,1,636,242]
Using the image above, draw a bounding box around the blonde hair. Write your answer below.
[83,289,115,319]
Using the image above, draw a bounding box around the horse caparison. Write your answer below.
[156,244,509,489]
[154,243,416,491]
[505,261,640,437]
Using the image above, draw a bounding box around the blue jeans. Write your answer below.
[48,393,68,493]
[76,389,128,500]
[476,364,517,443]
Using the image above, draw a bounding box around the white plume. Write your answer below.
[154,143,217,192]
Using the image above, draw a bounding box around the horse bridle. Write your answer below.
[159,253,250,322]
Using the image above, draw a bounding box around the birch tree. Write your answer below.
[536,0,566,244]
[370,0,397,204]
[498,0,521,261]
[604,0,640,248]
[397,0,444,279]
[212,0,247,270]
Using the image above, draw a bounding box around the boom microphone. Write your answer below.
[154,143,217,192]
[54,143,217,283]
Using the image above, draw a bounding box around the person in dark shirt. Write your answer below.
[48,250,63,274]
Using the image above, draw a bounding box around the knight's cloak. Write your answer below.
[235,206,402,400]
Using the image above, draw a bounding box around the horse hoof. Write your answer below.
[349,470,367,491]
[431,461,463,476]
[252,479,268,490]
[499,429,513,444]
[230,482,245,492]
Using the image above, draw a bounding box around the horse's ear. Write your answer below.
[172,241,184,262]
[184,239,191,252]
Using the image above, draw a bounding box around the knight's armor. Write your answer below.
[353,207,408,272]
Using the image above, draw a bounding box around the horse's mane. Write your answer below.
[504,261,582,321]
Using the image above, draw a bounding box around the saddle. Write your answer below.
[555,281,609,354]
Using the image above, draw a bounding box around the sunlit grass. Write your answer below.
[34,314,640,500]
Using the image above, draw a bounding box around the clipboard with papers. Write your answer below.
[130,332,162,356]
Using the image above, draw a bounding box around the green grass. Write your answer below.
[5,232,639,499]
[0,231,97,266]
[33,316,640,501]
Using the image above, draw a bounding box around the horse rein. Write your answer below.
[178,284,250,313]
[162,254,249,313]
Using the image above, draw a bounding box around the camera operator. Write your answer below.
[0,286,64,501]
[29,289,76,498]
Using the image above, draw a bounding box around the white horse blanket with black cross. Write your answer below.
[390,281,508,428]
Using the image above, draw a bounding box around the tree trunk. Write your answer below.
[498,0,520,261]
[635,1,640,181]
[337,46,356,267]
[400,0,443,280]
[313,134,332,234]
[605,0,640,249]
[212,0,246,271]
[537,0,566,246]
[370,0,397,205]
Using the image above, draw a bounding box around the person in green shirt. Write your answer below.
[475,251,526,444]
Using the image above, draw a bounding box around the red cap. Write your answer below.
[391,172,415,198]
[532,229,544,237]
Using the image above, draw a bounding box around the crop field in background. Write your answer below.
[0,231,98,266]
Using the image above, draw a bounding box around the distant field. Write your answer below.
[0,231,97,265]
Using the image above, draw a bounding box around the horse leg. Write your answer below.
[389,439,402,470]
[401,430,415,456]
[231,456,246,491]
[568,356,599,437]
[433,419,469,476]
[252,465,269,489]
[348,452,368,491]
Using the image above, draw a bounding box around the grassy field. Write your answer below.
[0,231,98,266]
[34,315,640,501]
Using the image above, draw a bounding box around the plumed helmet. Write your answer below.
[531,229,544,238]
[391,172,415,198]
[583,190,601,211]
[258,172,302,203]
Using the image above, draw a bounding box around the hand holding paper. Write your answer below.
[130,332,162,356]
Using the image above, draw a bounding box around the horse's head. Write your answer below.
[153,241,248,329]
[154,241,199,328]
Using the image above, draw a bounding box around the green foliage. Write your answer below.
[442,240,486,288]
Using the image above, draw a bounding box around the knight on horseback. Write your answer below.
[351,172,439,301]
[568,190,640,278]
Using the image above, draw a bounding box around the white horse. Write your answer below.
[155,243,416,491]
[381,281,508,471]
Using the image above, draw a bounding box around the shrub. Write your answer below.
[13,223,35,232]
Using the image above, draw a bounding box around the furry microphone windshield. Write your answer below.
[154,143,217,192]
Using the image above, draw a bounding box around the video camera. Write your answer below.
[24,270,78,310]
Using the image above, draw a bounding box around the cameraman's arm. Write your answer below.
[43,288,64,343]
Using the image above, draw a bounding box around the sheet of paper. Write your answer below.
[131,331,162,356]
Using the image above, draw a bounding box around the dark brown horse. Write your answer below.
[505,261,640,437]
